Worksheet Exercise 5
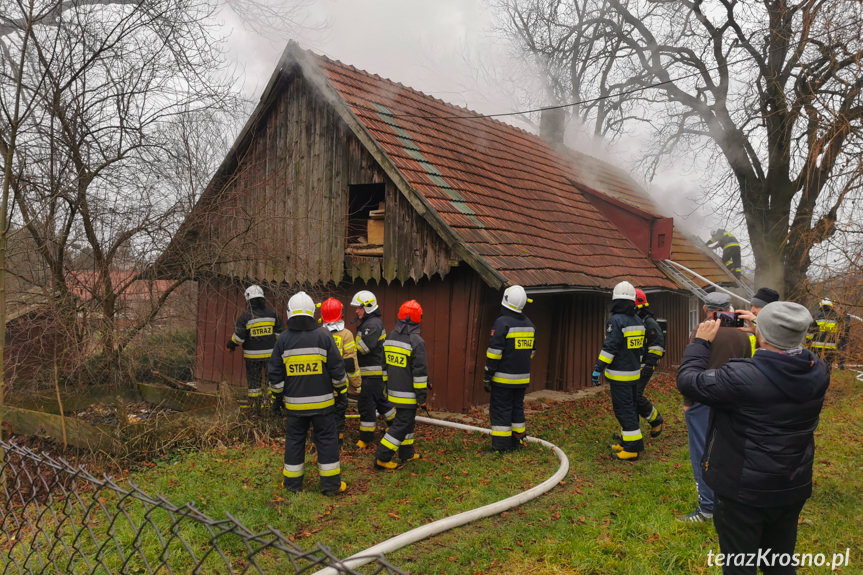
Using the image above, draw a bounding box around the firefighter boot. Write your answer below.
[374,459,398,471]
[649,414,664,438]
[611,450,640,461]
[322,481,347,496]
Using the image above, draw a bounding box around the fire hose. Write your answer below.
[314,415,570,574]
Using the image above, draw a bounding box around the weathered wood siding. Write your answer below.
[196,69,452,285]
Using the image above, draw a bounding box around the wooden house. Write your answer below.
[157,42,736,412]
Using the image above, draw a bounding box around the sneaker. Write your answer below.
[322,481,347,496]
[676,509,713,523]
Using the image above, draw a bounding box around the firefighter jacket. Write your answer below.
[638,309,665,368]
[807,308,849,352]
[231,302,283,360]
[267,315,347,415]
[382,319,428,407]
[595,300,645,383]
[706,231,740,251]
[326,322,362,392]
[355,310,386,379]
[485,308,536,388]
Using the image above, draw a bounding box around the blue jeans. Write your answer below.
[685,402,714,513]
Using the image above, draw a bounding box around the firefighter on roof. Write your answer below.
[807,298,850,374]
[706,229,742,278]
[484,285,536,453]
[351,290,396,448]
[268,291,348,495]
[634,289,665,438]
[593,281,646,461]
[375,300,428,470]
[320,297,362,447]
[226,284,283,414]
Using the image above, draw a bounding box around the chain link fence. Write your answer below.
[0,440,406,574]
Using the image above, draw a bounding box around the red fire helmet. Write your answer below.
[634,288,649,308]
[398,300,423,323]
[320,297,343,323]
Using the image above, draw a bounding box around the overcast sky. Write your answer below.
[219,0,716,240]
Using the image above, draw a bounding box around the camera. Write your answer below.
[712,311,744,327]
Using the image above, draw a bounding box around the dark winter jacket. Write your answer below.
[231,300,283,360]
[485,307,536,388]
[677,339,829,507]
[268,315,347,415]
[595,300,645,383]
[355,310,386,379]
[383,319,428,407]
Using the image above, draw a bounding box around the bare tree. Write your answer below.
[1,0,244,386]
[495,0,863,296]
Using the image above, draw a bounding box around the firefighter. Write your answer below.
[706,229,742,278]
[268,291,348,495]
[320,297,362,446]
[484,285,536,453]
[375,300,428,470]
[634,289,664,438]
[807,298,850,374]
[593,281,646,461]
[351,290,395,448]
[226,284,283,414]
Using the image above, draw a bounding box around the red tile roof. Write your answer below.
[309,49,679,291]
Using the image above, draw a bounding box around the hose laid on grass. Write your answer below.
[314,415,569,575]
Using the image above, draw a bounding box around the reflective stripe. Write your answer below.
[283,463,304,478]
[244,349,273,359]
[359,421,376,432]
[647,407,658,423]
[232,333,245,344]
[248,388,262,397]
[605,369,641,382]
[381,434,401,451]
[621,428,643,440]
[357,338,370,354]
[622,325,645,336]
[360,366,384,376]
[318,461,340,476]
[401,436,415,446]
[491,426,512,437]
[246,317,275,329]
[337,387,347,395]
[378,332,387,341]
[506,327,535,335]
[384,340,412,351]
[284,394,335,411]
[343,340,356,351]
[382,408,396,420]
[283,347,327,358]
[486,348,503,360]
[648,346,665,355]
[512,422,525,433]
[811,342,838,349]
[270,380,284,392]
[492,372,530,384]
[598,351,614,364]
[413,381,428,389]
[389,390,417,404]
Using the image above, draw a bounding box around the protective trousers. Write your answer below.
[282,412,341,493]
[489,386,526,452]
[245,359,268,399]
[636,373,663,429]
[375,408,417,463]
[723,245,742,277]
[357,377,395,443]
[609,381,644,453]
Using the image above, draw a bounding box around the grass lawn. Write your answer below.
[131,369,863,574]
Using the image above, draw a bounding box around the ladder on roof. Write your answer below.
[656,260,710,301]
[658,259,754,306]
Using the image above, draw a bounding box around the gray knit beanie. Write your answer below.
[756,301,812,350]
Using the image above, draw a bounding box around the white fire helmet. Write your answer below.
[287,291,315,318]
[350,290,378,313]
[501,285,532,313]
[244,284,264,301]
[820,298,833,308]
[612,281,637,301]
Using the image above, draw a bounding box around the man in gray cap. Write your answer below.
[677,302,829,573]
[677,291,756,523]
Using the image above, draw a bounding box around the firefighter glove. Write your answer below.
[225,340,237,352]
[482,369,492,393]
[270,391,284,414]
[591,370,601,387]
[641,365,654,382]
[335,390,348,411]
